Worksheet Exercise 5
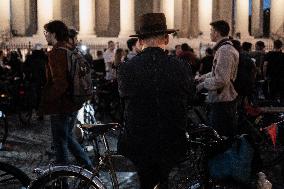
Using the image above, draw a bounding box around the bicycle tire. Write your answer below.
[0,161,31,188]
[0,114,8,149]
[169,141,209,189]
[28,165,106,189]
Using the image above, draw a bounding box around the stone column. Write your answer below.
[79,0,96,35]
[0,0,11,34]
[179,0,191,37]
[53,0,74,27]
[235,0,249,38]
[161,0,175,29]
[189,0,199,38]
[251,0,263,37]
[174,0,183,31]
[270,0,284,35]
[11,0,27,36]
[198,0,213,38]
[153,0,162,12]
[118,0,135,37]
[212,0,233,35]
[37,0,53,35]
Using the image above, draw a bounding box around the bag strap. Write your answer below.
[57,47,76,79]
[47,62,54,83]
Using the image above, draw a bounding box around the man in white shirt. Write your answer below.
[103,41,116,80]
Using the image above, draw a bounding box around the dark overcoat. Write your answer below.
[117,47,193,164]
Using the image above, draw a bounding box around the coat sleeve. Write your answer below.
[45,49,69,102]
[203,47,233,91]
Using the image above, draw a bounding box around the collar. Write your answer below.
[213,37,232,52]
[53,41,67,48]
[142,47,165,54]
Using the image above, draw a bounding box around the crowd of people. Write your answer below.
[1,12,284,189]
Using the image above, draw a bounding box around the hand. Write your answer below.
[196,82,204,92]
[195,75,205,83]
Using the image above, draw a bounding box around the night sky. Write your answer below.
[249,0,270,15]
[263,0,270,9]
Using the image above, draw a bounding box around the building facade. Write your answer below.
[0,0,284,49]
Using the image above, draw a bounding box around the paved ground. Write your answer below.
[1,112,284,189]
[0,113,139,188]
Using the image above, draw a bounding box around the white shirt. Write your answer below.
[103,49,116,80]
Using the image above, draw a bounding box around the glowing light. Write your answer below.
[81,45,87,51]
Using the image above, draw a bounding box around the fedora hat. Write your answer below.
[130,13,178,38]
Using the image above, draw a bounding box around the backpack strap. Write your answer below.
[57,47,75,77]
[213,40,233,52]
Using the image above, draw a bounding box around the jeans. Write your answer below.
[50,112,93,170]
[209,100,237,138]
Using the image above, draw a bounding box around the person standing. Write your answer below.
[263,39,284,102]
[24,43,48,114]
[198,47,214,75]
[117,13,193,189]
[40,20,93,170]
[126,38,142,61]
[196,20,239,137]
[103,40,116,80]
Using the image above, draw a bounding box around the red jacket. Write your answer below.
[39,41,81,114]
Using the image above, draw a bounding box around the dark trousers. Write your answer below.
[209,100,238,138]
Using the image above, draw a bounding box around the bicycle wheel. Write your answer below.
[29,165,106,189]
[0,113,8,150]
[168,142,208,189]
[0,161,31,188]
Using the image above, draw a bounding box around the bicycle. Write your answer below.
[0,81,11,150]
[0,161,31,189]
[28,123,138,189]
[238,102,284,168]
[92,78,122,123]
[169,102,284,189]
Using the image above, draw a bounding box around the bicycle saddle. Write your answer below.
[81,123,122,135]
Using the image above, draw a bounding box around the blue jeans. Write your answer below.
[50,112,93,169]
[209,100,237,138]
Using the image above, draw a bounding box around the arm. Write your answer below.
[46,49,69,102]
[263,61,268,79]
[203,48,235,91]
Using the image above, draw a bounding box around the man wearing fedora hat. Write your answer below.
[117,13,193,188]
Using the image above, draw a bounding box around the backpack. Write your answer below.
[234,53,255,96]
[208,134,254,184]
[215,41,255,96]
[59,47,93,106]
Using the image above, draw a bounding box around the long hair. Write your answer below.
[114,48,125,66]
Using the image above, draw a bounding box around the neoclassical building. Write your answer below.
[0,0,284,49]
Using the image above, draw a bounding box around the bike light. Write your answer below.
[81,45,87,51]
[19,90,25,95]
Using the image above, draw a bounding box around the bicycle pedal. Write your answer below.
[33,167,45,176]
